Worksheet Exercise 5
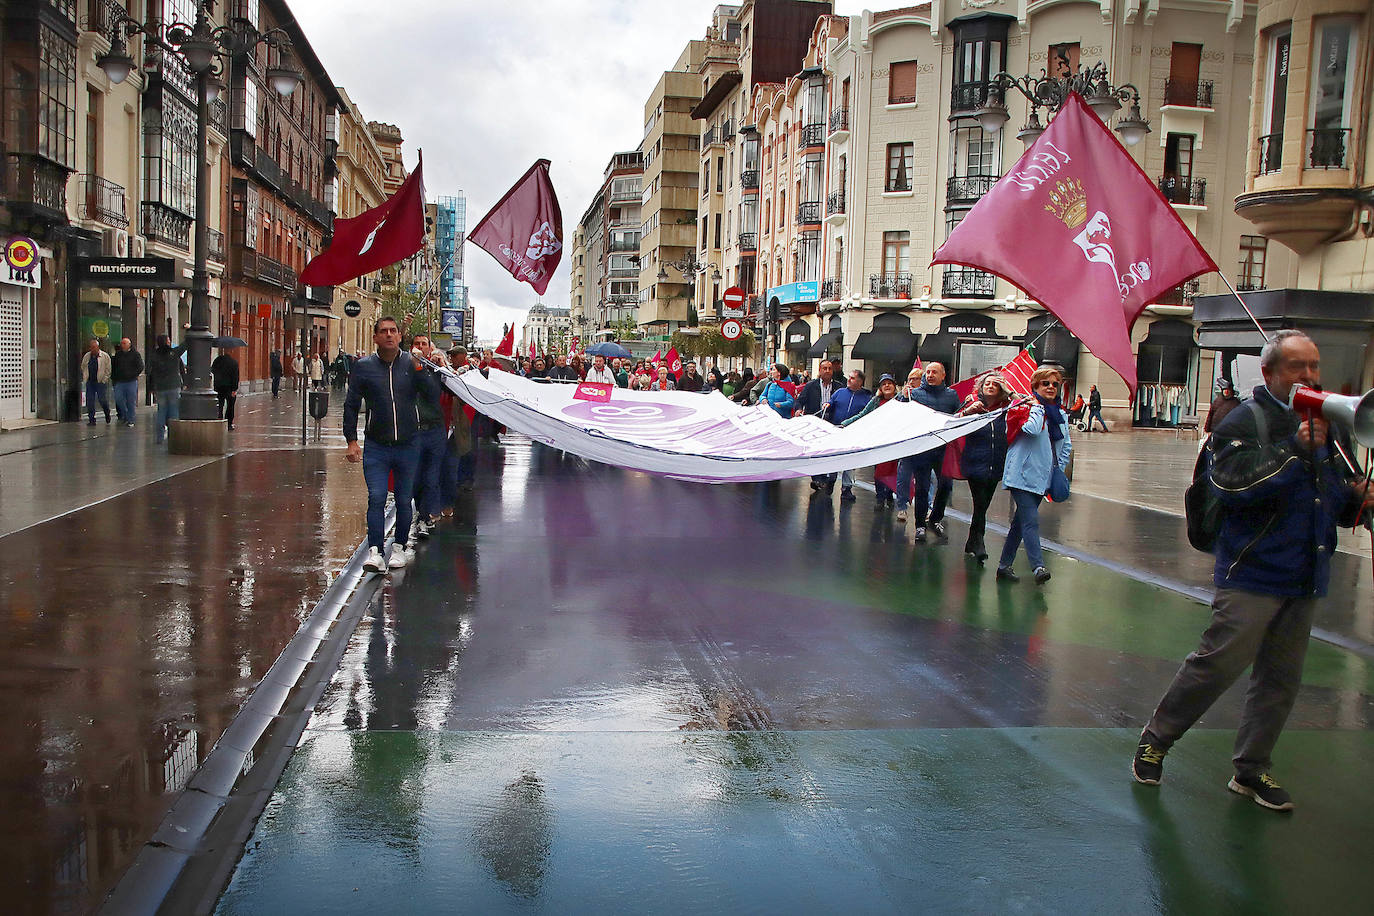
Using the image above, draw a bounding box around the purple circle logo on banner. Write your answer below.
[561,400,695,424]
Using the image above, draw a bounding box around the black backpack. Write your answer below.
[1185,401,1268,552]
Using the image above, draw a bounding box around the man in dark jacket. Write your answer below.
[344,316,426,572]
[797,359,840,493]
[1087,384,1108,432]
[1134,330,1371,810]
[269,350,284,399]
[896,362,960,542]
[678,360,705,392]
[1204,380,1242,433]
[147,335,186,443]
[210,348,240,430]
[828,368,872,502]
[409,335,447,539]
[111,337,144,427]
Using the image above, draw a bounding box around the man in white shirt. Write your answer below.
[584,354,616,385]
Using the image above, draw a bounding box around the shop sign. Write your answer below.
[767,280,820,306]
[73,257,178,288]
[440,309,463,334]
[3,237,42,289]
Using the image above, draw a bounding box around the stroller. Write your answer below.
[1066,394,1088,431]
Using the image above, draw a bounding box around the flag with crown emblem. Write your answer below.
[932,93,1216,392]
[468,159,563,295]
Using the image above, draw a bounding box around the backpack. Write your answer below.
[1185,400,1268,552]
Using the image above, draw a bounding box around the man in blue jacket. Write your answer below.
[1133,330,1371,810]
[896,362,960,541]
[828,368,872,502]
[344,316,426,573]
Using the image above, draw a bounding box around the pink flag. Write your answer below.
[664,347,683,379]
[912,355,923,372]
[529,341,536,359]
[951,373,980,403]
[572,382,613,403]
[468,159,563,295]
[932,93,1217,392]
[1001,349,1039,396]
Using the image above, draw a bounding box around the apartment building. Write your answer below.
[572,149,643,338]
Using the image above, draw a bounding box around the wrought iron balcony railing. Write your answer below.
[801,122,825,148]
[826,190,846,216]
[3,153,70,223]
[1163,79,1214,108]
[609,238,639,252]
[737,232,757,251]
[942,267,995,298]
[870,272,913,298]
[701,127,719,147]
[1157,176,1206,206]
[828,108,849,134]
[1257,133,1283,175]
[77,174,129,227]
[206,227,225,263]
[796,200,821,225]
[821,277,843,300]
[1308,128,1350,169]
[946,174,996,203]
[141,201,192,250]
[722,119,735,142]
[740,169,759,190]
[950,82,987,114]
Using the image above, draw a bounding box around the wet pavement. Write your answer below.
[217,436,1374,913]
[0,394,363,915]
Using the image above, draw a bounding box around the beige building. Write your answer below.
[572,150,643,340]
[568,223,588,335]
[332,88,389,355]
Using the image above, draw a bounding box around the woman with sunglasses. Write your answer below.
[996,366,1072,584]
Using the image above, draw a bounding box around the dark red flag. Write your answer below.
[932,94,1217,392]
[301,156,425,286]
[468,159,563,295]
[495,324,515,356]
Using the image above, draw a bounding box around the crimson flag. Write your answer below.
[664,347,683,379]
[572,382,613,403]
[468,159,563,295]
[951,373,980,403]
[932,94,1217,392]
[495,324,515,356]
[651,350,662,364]
[912,355,923,372]
[529,341,536,359]
[301,156,425,286]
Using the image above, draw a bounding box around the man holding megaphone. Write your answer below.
[1134,329,1373,811]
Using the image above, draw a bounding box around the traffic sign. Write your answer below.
[722,286,745,310]
[721,319,743,341]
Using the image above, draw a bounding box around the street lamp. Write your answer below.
[98,2,302,444]
[973,58,1151,148]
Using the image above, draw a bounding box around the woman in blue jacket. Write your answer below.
[762,363,795,418]
[956,373,1012,563]
[996,367,1072,584]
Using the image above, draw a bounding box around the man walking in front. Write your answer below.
[83,338,112,425]
[1133,330,1371,810]
[111,337,143,427]
[344,316,424,573]
[896,361,959,542]
[211,348,240,430]
[408,334,447,540]
[797,358,839,494]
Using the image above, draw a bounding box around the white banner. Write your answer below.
[434,366,996,484]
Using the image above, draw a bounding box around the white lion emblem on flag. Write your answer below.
[526,222,562,260]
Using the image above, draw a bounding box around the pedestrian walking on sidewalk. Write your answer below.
[1204,381,1242,433]
[292,352,305,392]
[1133,330,1373,811]
[995,366,1072,585]
[111,337,143,427]
[956,373,1013,562]
[211,349,240,430]
[344,316,426,573]
[83,339,112,425]
[270,350,283,399]
[147,335,186,443]
[1086,385,1109,432]
[308,352,326,390]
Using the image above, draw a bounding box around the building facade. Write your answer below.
[521,301,572,355]
[435,193,469,344]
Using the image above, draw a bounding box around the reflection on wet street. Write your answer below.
[218,436,1374,912]
[0,449,364,915]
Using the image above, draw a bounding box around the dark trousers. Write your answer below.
[362,439,420,552]
[215,388,236,426]
[442,447,475,506]
[965,476,1000,550]
[413,425,448,520]
[86,381,110,422]
[1145,589,1316,777]
[271,373,282,397]
[898,451,952,524]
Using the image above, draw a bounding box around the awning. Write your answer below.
[850,329,920,363]
[784,318,812,353]
[807,329,842,357]
[1194,288,1374,351]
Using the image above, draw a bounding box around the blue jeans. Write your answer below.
[896,451,951,523]
[114,380,138,422]
[155,389,180,441]
[1088,407,1108,432]
[86,381,110,422]
[442,447,475,505]
[998,487,1046,571]
[413,426,448,521]
[362,439,420,553]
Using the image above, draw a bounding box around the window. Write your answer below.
[717,156,724,192]
[882,231,910,278]
[1162,133,1195,199]
[144,94,198,215]
[1259,27,1291,174]
[714,214,721,249]
[886,142,913,192]
[778,190,785,227]
[1239,236,1267,290]
[28,24,78,168]
[1308,17,1358,168]
[951,17,1010,111]
[889,60,917,104]
[949,126,996,178]
[702,216,708,250]
[1048,43,1079,78]
[1166,43,1202,105]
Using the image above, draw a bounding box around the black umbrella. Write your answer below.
[585,341,632,359]
[213,336,248,349]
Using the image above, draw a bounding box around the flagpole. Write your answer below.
[1215,274,1272,343]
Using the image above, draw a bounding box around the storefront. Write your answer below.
[849,312,920,382]
[1132,318,1198,428]
[766,280,819,363]
[1,236,43,424]
[782,318,812,366]
[806,315,843,365]
[1023,313,1082,396]
[918,313,1015,383]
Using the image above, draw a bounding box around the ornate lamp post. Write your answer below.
[98,2,302,446]
[973,58,1151,148]
[657,251,721,326]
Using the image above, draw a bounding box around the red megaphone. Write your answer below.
[1289,384,1374,447]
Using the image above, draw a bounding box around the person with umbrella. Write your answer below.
[211,346,240,430]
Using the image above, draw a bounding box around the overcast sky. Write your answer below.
[292,0,851,343]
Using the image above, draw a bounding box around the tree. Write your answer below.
[379,267,426,340]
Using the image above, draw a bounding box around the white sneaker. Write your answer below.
[387,548,408,569]
[363,547,384,573]
[414,519,432,539]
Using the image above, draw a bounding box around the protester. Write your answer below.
[956,373,1013,562]
[111,337,143,427]
[409,335,448,540]
[529,357,549,380]
[1086,384,1109,432]
[896,362,959,542]
[679,360,704,392]
[996,366,1072,584]
[1133,331,1372,810]
[519,357,533,377]
[651,366,676,391]
[210,348,240,430]
[730,368,755,403]
[612,358,630,388]
[441,346,476,507]
[797,359,840,493]
[761,363,795,418]
[344,316,426,572]
[632,372,653,391]
[722,371,740,398]
[147,335,186,444]
[708,364,725,392]
[1204,380,1243,433]
[584,354,617,385]
[570,354,587,380]
[82,338,112,425]
[843,373,899,506]
[828,368,872,502]
[270,350,284,399]
[549,354,579,382]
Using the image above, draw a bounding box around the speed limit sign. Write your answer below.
[721,319,743,340]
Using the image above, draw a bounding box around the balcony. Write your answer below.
[722,119,735,142]
[305,285,334,305]
[870,273,913,299]
[942,267,995,299]
[1163,79,1214,108]
[1257,133,1282,175]
[946,174,996,204]
[87,0,130,35]
[254,148,284,191]
[3,153,71,224]
[738,232,757,251]
[609,237,639,252]
[828,108,849,136]
[608,265,639,278]
[1158,176,1206,206]
[76,174,129,227]
[141,202,192,250]
[821,277,843,301]
[205,227,225,263]
[826,190,846,217]
[740,169,759,190]
[800,122,825,149]
[609,185,641,204]
[231,130,256,169]
[795,200,821,226]
[701,127,720,147]
[950,82,988,114]
[1153,279,1201,306]
[1308,129,1350,169]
